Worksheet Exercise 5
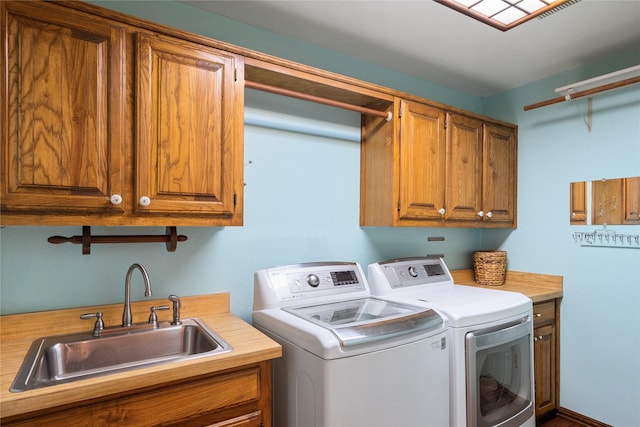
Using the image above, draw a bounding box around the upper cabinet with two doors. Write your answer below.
[1,1,244,226]
[361,99,517,228]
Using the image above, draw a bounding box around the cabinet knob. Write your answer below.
[486,211,493,218]
[535,313,542,317]
[139,196,151,207]
[110,194,123,205]
[438,208,446,215]
[477,210,484,217]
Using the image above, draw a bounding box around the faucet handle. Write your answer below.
[168,294,182,325]
[148,305,170,328]
[81,312,105,336]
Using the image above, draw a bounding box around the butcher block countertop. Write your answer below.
[450,269,563,303]
[0,293,281,420]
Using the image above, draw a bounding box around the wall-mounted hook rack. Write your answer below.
[572,225,639,249]
[48,226,188,255]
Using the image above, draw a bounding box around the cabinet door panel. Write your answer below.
[592,178,623,225]
[445,113,483,221]
[2,2,125,213]
[482,124,516,223]
[623,177,640,224]
[534,324,556,417]
[136,33,242,217]
[570,181,587,224]
[398,101,446,220]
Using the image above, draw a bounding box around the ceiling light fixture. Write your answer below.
[436,0,581,31]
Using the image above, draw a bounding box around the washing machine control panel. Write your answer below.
[261,262,368,302]
[289,268,361,292]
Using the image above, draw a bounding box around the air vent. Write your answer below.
[538,0,581,19]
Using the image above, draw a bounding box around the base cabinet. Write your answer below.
[1,362,272,427]
[533,299,560,418]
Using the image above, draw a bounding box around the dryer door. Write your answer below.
[465,316,534,427]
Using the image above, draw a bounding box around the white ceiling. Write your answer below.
[182,0,640,96]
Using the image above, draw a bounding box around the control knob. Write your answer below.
[307,274,320,287]
[408,266,419,278]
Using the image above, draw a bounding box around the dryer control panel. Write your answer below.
[254,262,369,309]
[369,257,454,291]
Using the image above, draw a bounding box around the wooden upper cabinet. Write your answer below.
[398,100,447,220]
[481,123,517,224]
[360,99,517,228]
[1,1,244,226]
[444,113,483,221]
[1,1,126,215]
[136,33,243,218]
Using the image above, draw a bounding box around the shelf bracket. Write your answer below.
[48,226,188,255]
[568,95,592,132]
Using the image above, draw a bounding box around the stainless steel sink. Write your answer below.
[10,318,231,392]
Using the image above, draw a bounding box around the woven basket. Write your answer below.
[473,250,507,286]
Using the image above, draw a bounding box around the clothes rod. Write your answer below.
[245,80,392,121]
[523,75,640,111]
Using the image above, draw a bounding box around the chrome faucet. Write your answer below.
[122,263,152,327]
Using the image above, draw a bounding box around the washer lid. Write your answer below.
[283,297,443,347]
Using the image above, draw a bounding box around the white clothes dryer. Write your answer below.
[253,261,450,427]
[368,257,535,427]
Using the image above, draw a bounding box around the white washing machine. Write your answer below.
[253,261,450,427]
[368,257,535,427]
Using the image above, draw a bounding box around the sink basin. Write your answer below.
[11,318,231,392]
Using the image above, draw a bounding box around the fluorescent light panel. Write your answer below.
[436,0,580,31]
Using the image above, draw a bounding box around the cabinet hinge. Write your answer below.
[233,192,237,207]
[397,200,401,212]
[234,68,238,82]
[398,105,403,118]
[444,114,449,129]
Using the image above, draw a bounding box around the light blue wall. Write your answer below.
[483,49,640,426]
[1,2,638,425]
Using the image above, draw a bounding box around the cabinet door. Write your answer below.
[592,178,623,225]
[570,181,587,224]
[136,33,243,221]
[444,113,483,221]
[1,2,126,214]
[623,177,640,224]
[397,101,447,220]
[482,124,516,224]
[534,324,557,417]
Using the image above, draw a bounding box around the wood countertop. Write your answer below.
[0,293,281,420]
[450,269,563,303]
